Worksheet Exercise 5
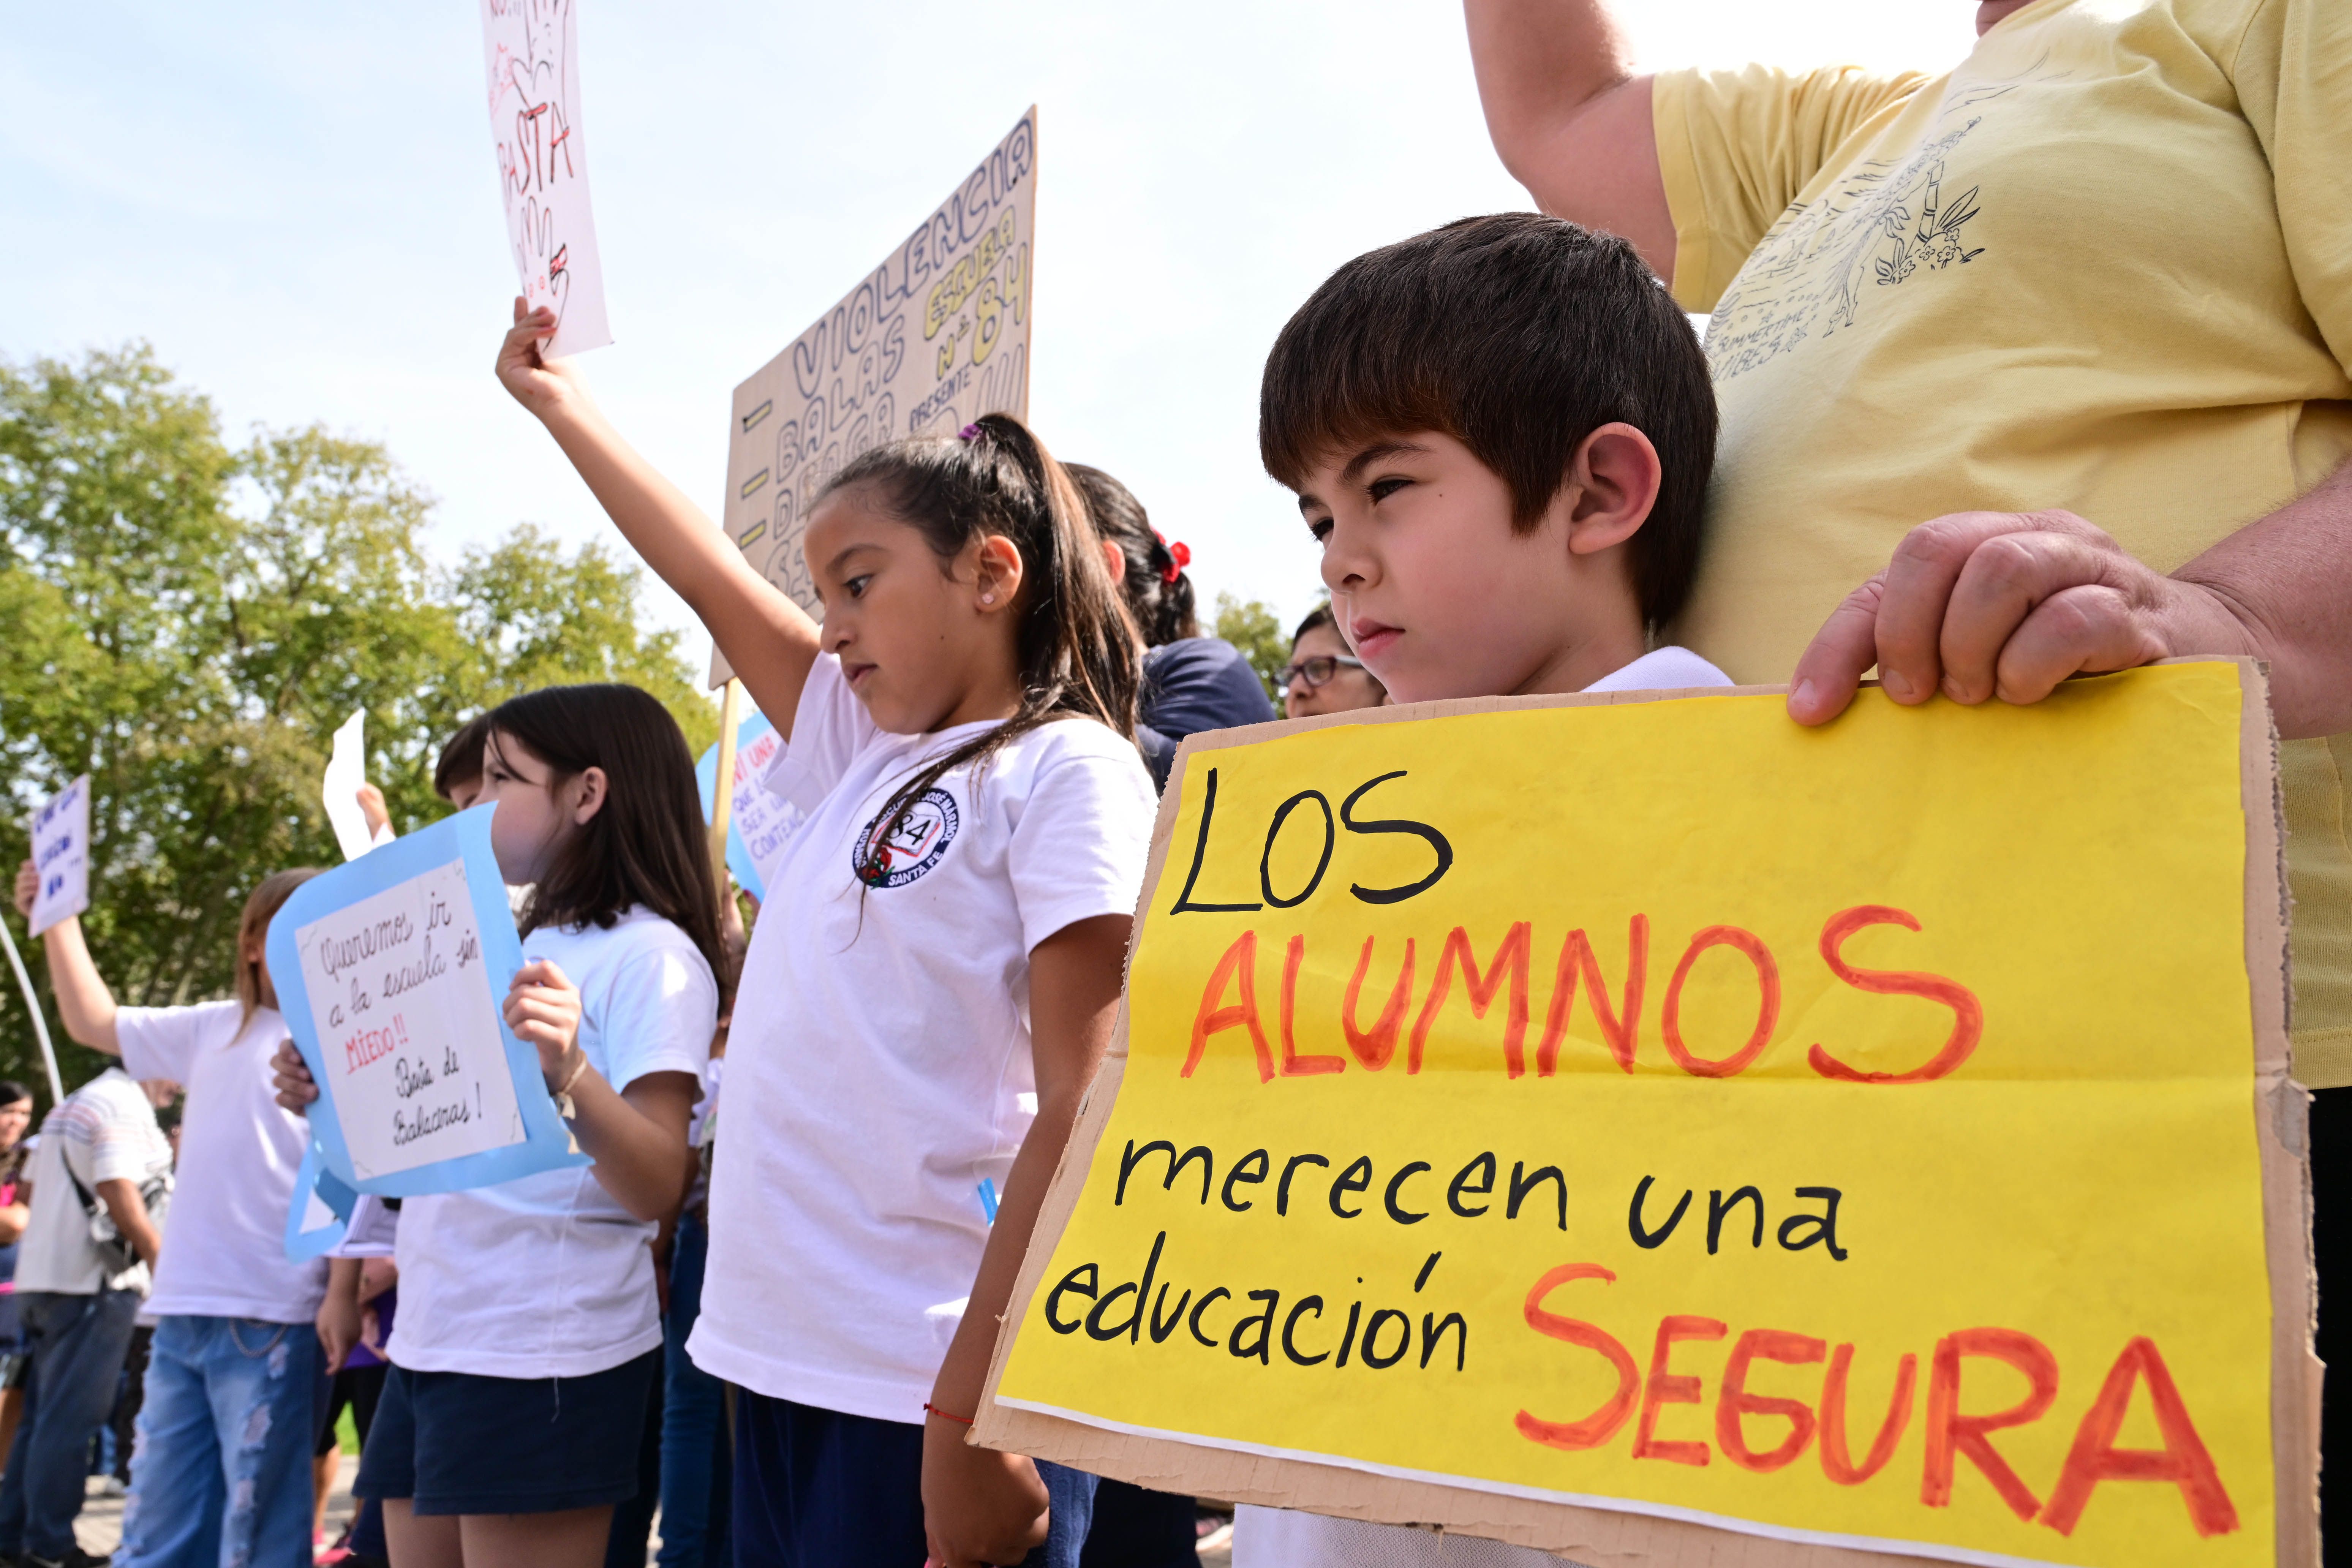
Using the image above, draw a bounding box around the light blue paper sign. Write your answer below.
[266,804,584,1245]
[695,708,795,901]
[283,1141,359,1263]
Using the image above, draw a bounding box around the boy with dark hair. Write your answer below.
[1260,210,1717,703]
[430,714,493,809]
[1235,210,1722,1568]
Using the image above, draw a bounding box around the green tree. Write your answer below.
[0,346,714,1103]
[446,525,718,759]
[1214,592,1293,702]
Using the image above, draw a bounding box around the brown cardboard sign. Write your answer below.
[978,661,2314,1567]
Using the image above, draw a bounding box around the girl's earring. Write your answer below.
[981,593,995,605]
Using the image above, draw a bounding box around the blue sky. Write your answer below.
[1,2,1966,676]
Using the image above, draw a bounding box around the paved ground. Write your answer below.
[76,1458,360,1557]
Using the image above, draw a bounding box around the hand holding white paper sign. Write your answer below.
[28,776,90,939]
[502,959,582,1078]
[323,710,375,863]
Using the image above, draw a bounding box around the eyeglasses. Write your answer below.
[1277,654,1368,691]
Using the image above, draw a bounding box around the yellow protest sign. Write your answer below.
[980,661,2313,1568]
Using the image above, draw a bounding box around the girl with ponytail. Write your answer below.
[496,303,1157,1568]
[1067,463,1275,790]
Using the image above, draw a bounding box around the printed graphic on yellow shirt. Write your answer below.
[991,664,2297,1568]
[1710,107,1997,378]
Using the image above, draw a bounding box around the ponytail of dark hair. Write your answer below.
[821,414,1140,886]
[1065,463,1197,647]
[483,684,726,980]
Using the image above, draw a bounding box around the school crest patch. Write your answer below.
[852,788,961,888]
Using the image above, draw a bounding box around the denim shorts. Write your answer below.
[356,1350,659,1516]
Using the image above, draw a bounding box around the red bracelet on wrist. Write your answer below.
[923,1401,974,1426]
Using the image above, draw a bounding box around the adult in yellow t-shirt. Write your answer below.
[1471,0,2352,1528]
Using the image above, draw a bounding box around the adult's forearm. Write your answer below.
[94,1178,160,1269]
[39,919,119,1055]
[1464,0,1635,174]
[2173,460,2352,739]
[1462,0,1675,275]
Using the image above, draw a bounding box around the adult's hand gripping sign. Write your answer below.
[979,662,2314,1568]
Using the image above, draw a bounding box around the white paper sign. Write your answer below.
[323,710,374,863]
[291,860,526,1182]
[481,0,610,358]
[28,776,90,939]
[722,109,1037,617]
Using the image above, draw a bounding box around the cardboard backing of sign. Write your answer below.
[974,661,2316,1567]
[710,108,1037,686]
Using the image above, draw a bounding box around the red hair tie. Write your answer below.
[1161,540,1191,583]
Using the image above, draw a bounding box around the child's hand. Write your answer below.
[356,783,391,838]
[317,1287,362,1372]
[495,297,592,422]
[272,1040,319,1114]
[505,959,584,1081]
[359,1302,385,1357]
[12,861,33,920]
[358,1256,398,1304]
[920,1416,1049,1568]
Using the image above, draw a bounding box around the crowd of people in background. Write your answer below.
[6,0,2352,1564]
[0,425,1389,1568]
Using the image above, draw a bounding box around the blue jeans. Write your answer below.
[656,1210,730,1568]
[117,1315,324,1568]
[0,1288,142,1559]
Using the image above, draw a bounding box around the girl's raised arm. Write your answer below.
[495,301,822,737]
[12,861,120,1055]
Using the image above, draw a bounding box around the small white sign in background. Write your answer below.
[322,709,375,863]
[28,776,90,939]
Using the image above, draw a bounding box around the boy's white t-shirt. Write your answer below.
[687,653,1157,1423]
[117,1001,328,1322]
[1234,645,1728,1568]
[388,906,716,1380]
[15,1067,172,1297]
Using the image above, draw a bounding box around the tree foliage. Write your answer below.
[0,346,714,1103]
[1214,592,1291,702]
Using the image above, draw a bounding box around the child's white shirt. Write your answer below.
[1233,644,1729,1568]
[388,906,715,1379]
[687,653,1157,1423]
[117,1001,327,1322]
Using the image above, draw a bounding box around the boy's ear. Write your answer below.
[1562,423,1664,555]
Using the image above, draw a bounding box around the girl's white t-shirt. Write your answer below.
[117,1002,328,1323]
[687,654,1157,1423]
[1233,645,1729,1568]
[389,906,716,1380]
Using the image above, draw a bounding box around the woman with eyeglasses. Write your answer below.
[1281,603,1386,719]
